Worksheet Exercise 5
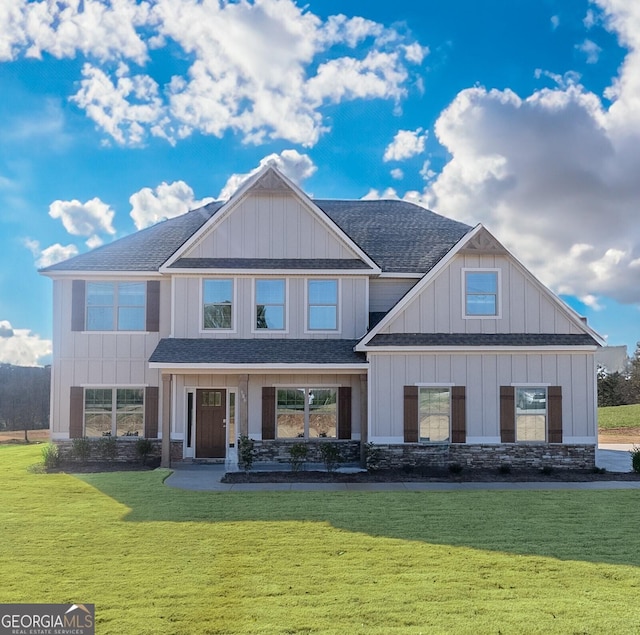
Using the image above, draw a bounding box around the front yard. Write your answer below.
[2,444,640,634]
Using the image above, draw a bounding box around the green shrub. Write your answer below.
[238,435,255,471]
[631,446,640,473]
[364,442,383,471]
[71,437,92,464]
[319,443,341,473]
[41,443,60,470]
[98,436,118,461]
[288,443,309,472]
[135,438,155,466]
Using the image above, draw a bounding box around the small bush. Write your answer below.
[448,462,463,474]
[135,438,155,466]
[592,466,607,474]
[288,443,309,473]
[41,443,60,470]
[71,437,92,464]
[364,443,383,471]
[98,436,118,461]
[631,446,640,473]
[319,443,341,473]
[498,463,512,475]
[238,435,256,471]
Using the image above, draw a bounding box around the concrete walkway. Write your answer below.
[164,444,640,492]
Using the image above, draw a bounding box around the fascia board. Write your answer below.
[355,224,482,350]
[362,346,599,353]
[39,270,163,279]
[377,272,423,279]
[149,362,369,372]
[162,268,379,276]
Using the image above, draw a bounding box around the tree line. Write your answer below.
[0,364,51,441]
[598,344,640,407]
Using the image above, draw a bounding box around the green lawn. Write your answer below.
[3,444,640,634]
[599,403,640,429]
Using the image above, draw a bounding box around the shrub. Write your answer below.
[364,442,383,471]
[41,443,60,470]
[288,443,309,472]
[319,443,341,473]
[238,435,255,471]
[631,446,640,473]
[135,438,155,466]
[448,462,463,474]
[71,437,92,464]
[98,436,118,461]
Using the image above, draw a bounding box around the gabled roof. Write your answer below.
[40,167,472,276]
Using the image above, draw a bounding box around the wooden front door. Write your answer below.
[196,389,226,458]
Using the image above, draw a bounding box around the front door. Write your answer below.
[196,389,226,458]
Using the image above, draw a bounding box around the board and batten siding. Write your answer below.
[382,254,584,335]
[172,275,369,339]
[369,278,419,313]
[183,193,359,260]
[367,352,596,443]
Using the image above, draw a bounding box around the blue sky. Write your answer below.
[0,0,638,365]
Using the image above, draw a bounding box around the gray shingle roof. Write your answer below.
[150,338,367,365]
[168,258,371,270]
[40,197,471,274]
[366,333,600,347]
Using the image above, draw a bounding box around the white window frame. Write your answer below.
[83,386,145,439]
[275,386,339,439]
[85,281,147,332]
[200,277,237,333]
[417,386,452,444]
[514,385,548,443]
[304,278,341,333]
[462,268,501,319]
[252,278,289,333]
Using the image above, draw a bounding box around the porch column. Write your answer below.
[161,373,172,468]
[359,373,368,466]
[238,374,249,437]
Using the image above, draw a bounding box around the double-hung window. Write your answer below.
[515,387,547,441]
[256,279,286,330]
[203,279,233,330]
[464,270,499,317]
[86,282,145,331]
[418,387,451,443]
[84,388,144,437]
[308,279,338,330]
[276,388,337,439]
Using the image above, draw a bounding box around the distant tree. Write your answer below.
[623,343,640,405]
[597,367,627,407]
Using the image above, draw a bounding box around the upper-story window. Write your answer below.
[203,279,233,330]
[86,282,145,331]
[308,279,338,331]
[255,279,286,330]
[464,270,500,317]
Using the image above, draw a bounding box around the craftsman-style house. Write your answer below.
[41,165,602,469]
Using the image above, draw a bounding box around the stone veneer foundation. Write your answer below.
[251,440,361,464]
[55,439,183,463]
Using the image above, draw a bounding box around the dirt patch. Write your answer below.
[0,430,50,444]
[598,427,640,445]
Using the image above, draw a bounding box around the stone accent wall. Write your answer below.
[252,440,361,464]
[372,443,595,470]
[55,439,183,463]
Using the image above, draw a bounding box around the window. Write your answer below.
[256,279,285,330]
[515,387,547,441]
[86,282,145,331]
[464,270,499,317]
[418,387,451,443]
[203,279,233,329]
[308,280,338,330]
[84,388,144,437]
[276,388,337,439]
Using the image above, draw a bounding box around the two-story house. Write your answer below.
[41,165,602,470]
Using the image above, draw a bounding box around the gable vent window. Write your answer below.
[464,270,499,317]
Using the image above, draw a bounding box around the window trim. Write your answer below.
[514,385,548,443]
[417,386,452,444]
[462,268,501,319]
[304,278,341,333]
[252,278,289,334]
[83,386,146,439]
[274,386,339,440]
[200,277,237,333]
[84,280,147,333]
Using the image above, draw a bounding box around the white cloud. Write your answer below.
[577,38,602,63]
[550,15,560,30]
[383,127,427,162]
[418,0,640,307]
[390,168,404,180]
[361,187,400,200]
[0,320,51,366]
[49,197,116,238]
[129,181,214,230]
[218,150,317,200]
[24,239,79,268]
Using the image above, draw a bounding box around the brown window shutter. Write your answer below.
[451,386,466,443]
[338,387,352,439]
[262,386,276,440]
[69,386,84,438]
[146,280,160,332]
[71,280,86,331]
[144,386,159,438]
[500,386,515,442]
[404,385,419,443]
[547,386,562,443]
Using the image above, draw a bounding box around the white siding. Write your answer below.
[369,278,418,312]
